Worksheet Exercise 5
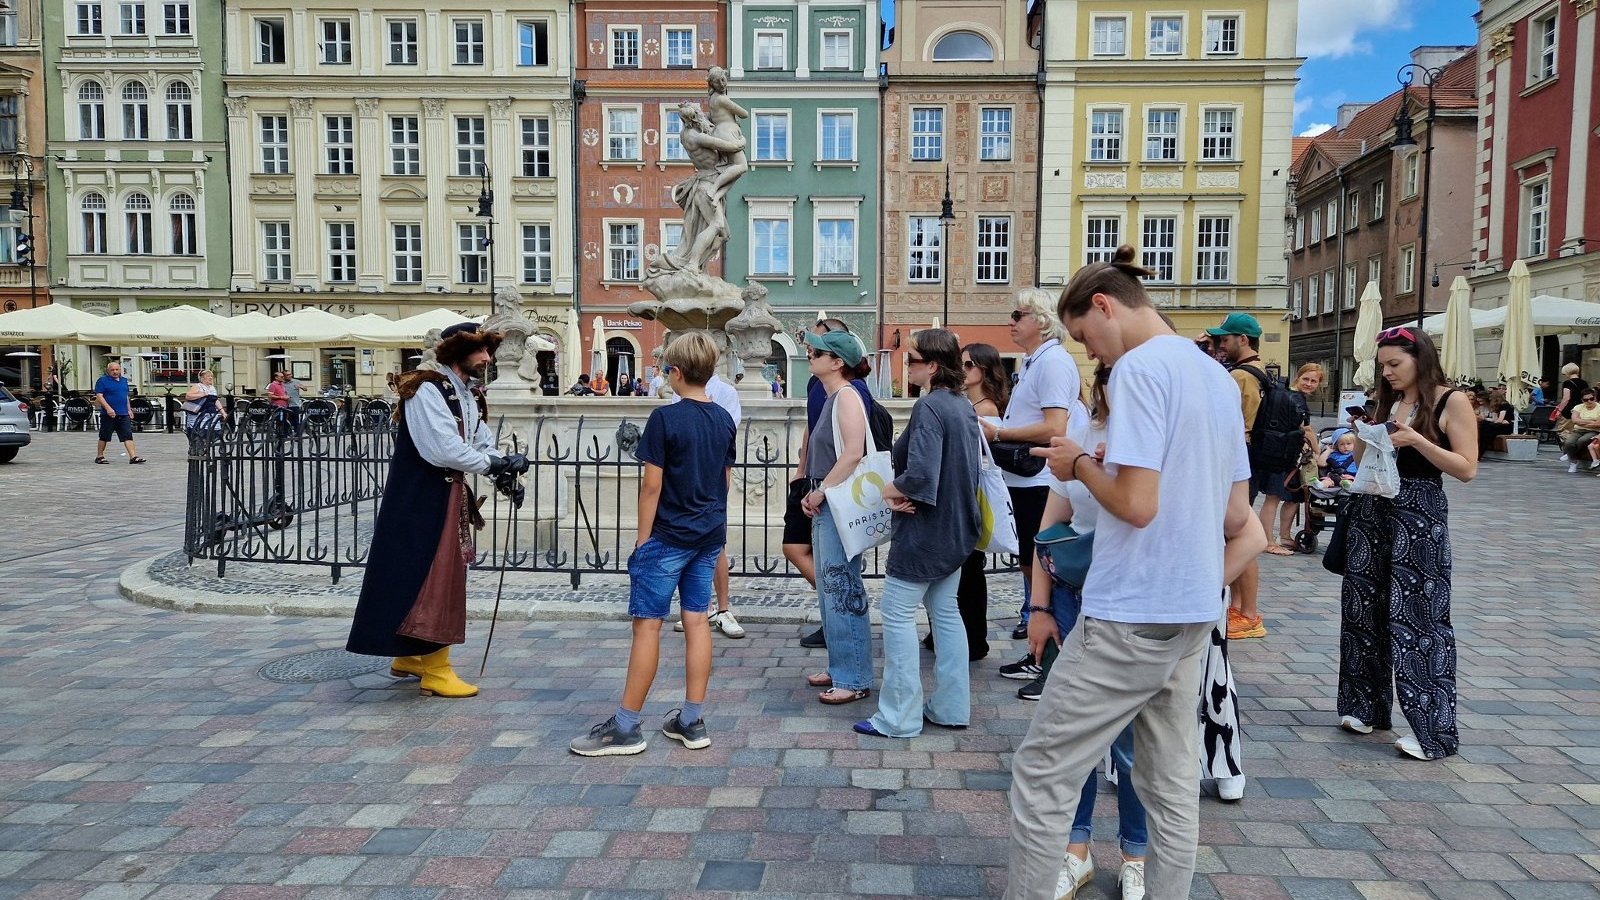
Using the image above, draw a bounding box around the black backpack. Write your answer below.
[867,396,894,451]
[1235,364,1304,471]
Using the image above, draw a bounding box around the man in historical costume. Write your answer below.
[346,322,527,698]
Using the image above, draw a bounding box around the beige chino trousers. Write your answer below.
[1005,616,1213,900]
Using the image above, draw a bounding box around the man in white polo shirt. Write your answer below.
[1005,250,1265,900]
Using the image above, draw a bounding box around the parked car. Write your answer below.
[0,385,31,463]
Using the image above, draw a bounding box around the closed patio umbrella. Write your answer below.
[0,303,104,341]
[562,311,582,388]
[1439,276,1477,386]
[1351,282,1384,389]
[1497,260,1538,413]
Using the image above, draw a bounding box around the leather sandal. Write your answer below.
[129,457,147,465]
[1263,544,1294,556]
[818,687,869,705]
[806,672,833,688]
[94,457,109,464]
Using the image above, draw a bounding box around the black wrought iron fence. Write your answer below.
[183,414,1019,585]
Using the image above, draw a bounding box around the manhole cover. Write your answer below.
[258,649,390,684]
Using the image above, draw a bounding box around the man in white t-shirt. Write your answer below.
[1004,254,1265,900]
[669,371,746,638]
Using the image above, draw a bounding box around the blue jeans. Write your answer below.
[1052,582,1148,857]
[813,501,874,691]
[627,537,719,619]
[870,571,968,737]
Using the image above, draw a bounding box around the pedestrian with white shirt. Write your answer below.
[672,370,746,638]
[982,288,1087,681]
[1005,247,1266,900]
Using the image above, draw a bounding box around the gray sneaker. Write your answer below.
[569,716,647,757]
[662,709,711,749]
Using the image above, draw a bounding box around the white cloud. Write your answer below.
[1294,97,1315,120]
[1297,0,1409,59]
[1300,123,1334,137]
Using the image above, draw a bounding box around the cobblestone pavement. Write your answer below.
[3,431,1600,899]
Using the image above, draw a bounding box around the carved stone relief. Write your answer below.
[1196,171,1240,189]
[1083,172,1127,190]
[1141,170,1183,189]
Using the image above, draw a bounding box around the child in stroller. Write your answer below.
[1289,428,1357,553]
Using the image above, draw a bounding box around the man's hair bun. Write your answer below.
[1113,244,1138,265]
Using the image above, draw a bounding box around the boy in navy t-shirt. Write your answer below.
[571,332,737,757]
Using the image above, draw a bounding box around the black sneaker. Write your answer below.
[799,627,827,649]
[1011,621,1029,640]
[661,709,711,749]
[569,716,647,757]
[998,653,1041,681]
[1017,675,1045,701]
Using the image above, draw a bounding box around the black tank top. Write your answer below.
[1394,389,1457,481]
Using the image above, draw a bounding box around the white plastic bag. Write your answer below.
[1350,421,1400,499]
[823,391,895,558]
[975,429,1019,555]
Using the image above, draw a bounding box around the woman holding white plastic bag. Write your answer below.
[800,329,877,705]
[855,329,981,737]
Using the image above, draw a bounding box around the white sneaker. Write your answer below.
[1340,715,1374,735]
[1054,852,1094,900]
[1560,453,1569,461]
[1395,735,1430,760]
[711,610,746,638]
[1569,463,1580,474]
[1118,860,1146,900]
[1589,460,1599,469]
[1215,775,1245,802]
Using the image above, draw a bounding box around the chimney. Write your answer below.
[1410,45,1473,72]
[1337,103,1372,130]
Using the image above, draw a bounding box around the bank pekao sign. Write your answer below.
[603,317,644,330]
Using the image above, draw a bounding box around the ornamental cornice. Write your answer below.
[1575,0,1597,17]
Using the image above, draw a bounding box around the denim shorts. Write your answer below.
[627,536,721,619]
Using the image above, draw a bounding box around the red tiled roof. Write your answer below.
[1290,137,1315,167]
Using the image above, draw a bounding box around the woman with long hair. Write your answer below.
[856,328,981,737]
[1338,326,1476,760]
[1260,362,1323,555]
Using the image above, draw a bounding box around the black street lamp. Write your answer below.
[1392,63,1441,331]
[8,154,39,391]
[939,165,954,327]
[476,163,495,291]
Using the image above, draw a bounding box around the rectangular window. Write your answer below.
[123,90,148,140]
[1091,16,1126,55]
[77,2,103,35]
[1402,153,1419,199]
[324,115,354,174]
[161,1,188,35]
[910,107,943,161]
[521,223,552,284]
[457,222,487,284]
[1201,108,1235,160]
[820,29,851,70]
[1204,15,1238,54]
[1085,217,1120,263]
[1370,181,1385,220]
[610,27,639,68]
[256,18,285,63]
[1148,16,1182,56]
[1526,179,1549,257]
[1368,255,1382,288]
[321,19,352,65]
[170,203,197,255]
[520,116,551,175]
[1346,192,1360,229]
[661,221,684,257]
[1145,108,1178,161]
[517,19,549,67]
[1089,109,1123,162]
[327,223,356,282]
[1310,209,1321,243]
[816,218,855,276]
[980,107,1012,161]
[1196,217,1231,282]
[1343,264,1357,309]
[1291,281,1302,319]
[1531,11,1557,82]
[1308,275,1319,314]
[1325,200,1338,235]
[387,19,418,65]
[1399,244,1415,294]
[661,107,686,162]
[391,223,422,283]
[1293,215,1305,250]
[754,30,786,69]
[390,116,420,175]
[819,112,854,162]
[607,222,641,281]
[1323,270,1335,314]
[455,116,485,175]
[1141,217,1175,281]
[752,217,791,276]
[261,222,290,281]
[0,97,13,152]
[119,1,144,35]
[260,115,288,173]
[976,216,1011,284]
[453,19,483,65]
[753,112,789,161]
[83,203,108,254]
[906,216,942,283]
[80,88,104,139]
[605,106,640,161]
[664,27,695,68]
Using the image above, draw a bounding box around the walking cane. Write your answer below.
[480,423,520,678]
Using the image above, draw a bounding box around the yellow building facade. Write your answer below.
[1038,0,1301,371]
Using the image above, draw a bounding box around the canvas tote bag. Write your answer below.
[823,390,895,558]
[975,430,1020,555]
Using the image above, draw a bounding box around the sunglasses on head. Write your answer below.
[1377,326,1417,345]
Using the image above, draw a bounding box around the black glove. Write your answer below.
[487,452,529,478]
[494,469,525,509]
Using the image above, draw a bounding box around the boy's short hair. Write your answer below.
[664,332,718,386]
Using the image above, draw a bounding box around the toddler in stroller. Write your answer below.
[1288,429,1356,553]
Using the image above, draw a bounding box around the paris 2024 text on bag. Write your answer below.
[822,393,896,559]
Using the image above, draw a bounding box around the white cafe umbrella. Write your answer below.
[77,305,230,345]
[1351,282,1384,389]
[590,315,605,381]
[1497,259,1538,412]
[562,311,582,388]
[216,307,354,346]
[0,303,104,341]
[348,308,472,346]
[1439,276,1477,385]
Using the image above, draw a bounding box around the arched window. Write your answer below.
[78,81,105,139]
[169,192,198,255]
[931,30,994,62]
[165,82,193,140]
[125,192,153,254]
[81,191,108,254]
[121,81,149,140]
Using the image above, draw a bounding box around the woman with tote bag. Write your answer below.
[799,330,878,705]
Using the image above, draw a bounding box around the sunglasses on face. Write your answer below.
[1009,310,1026,323]
[1377,326,1417,345]
[962,360,977,370]
[907,355,926,364]
[807,348,835,360]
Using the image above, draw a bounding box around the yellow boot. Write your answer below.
[415,647,478,698]
[389,655,424,679]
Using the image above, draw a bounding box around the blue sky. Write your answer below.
[881,1,1481,135]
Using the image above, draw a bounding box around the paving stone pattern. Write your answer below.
[3,432,1600,898]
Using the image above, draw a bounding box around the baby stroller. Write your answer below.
[1289,426,1350,553]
